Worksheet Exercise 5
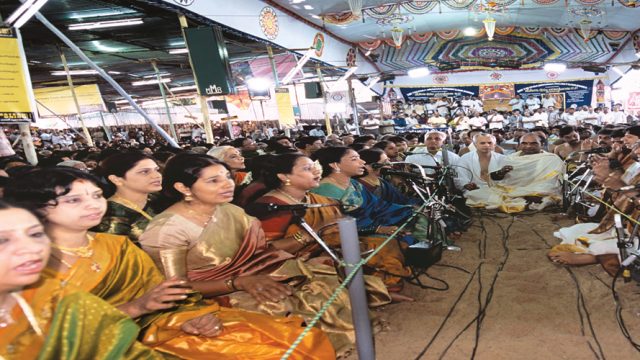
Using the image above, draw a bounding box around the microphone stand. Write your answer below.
[291,208,342,264]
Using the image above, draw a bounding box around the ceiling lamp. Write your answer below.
[407,67,430,78]
[483,16,496,41]
[390,26,404,48]
[347,0,363,18]
[5,0,50,29]
[68,18,143,31]
[463,27,478,36]
[578,18,592,42]
[543,63,566,72]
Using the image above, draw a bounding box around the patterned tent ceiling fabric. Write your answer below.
[371,27,622,72]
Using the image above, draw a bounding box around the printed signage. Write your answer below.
[184,27,232,96]
[400,86,479,101]
[515,80,594,108]
[0,29,35,123]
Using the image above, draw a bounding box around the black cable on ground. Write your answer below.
[429,214,514,360]
[611,269,640,352]
[530,221,607,359]
[565,267,607,360]
[433,263,471,274]
[413,264,481,360]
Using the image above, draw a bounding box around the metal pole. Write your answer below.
[18,123,37,165]
[98,111,112,141]
[337,217,375,360]
[178,14,214,143]
[59,50,94,147]
[31,10,179,147]
[347,78,361,135]
[316,65,332,135]
[151,60,178,141]
[266,45,279,87]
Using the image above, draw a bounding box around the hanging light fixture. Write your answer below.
[578,18,592,42]
[390,26,404,48]
[483,16,496,41]
[347,0,363,18]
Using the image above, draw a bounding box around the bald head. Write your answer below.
[519,133,542,155]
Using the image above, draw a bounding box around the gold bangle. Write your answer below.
[224,278,237,291]
[292,231,309,246]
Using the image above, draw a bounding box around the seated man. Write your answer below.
[553,125,596,160]
[456,133,510,195]
[548,152,640,275]
[464,133,564,212]
[405,131,459,176]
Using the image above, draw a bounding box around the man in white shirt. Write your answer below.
[487,109,506,129]
[472,97,484,113]
[525,95,541,111]
[531,108,549,127]
[425,99,436,114]
[427,112,447,127]
[509,95,525,113]
[461,96,474,114]
[582,106,599,125]
[611,104,627,125]
[574,106,589,126]
[405,131,460,176]
[561,106,578,126]
[435,97,450,117]
[541,94,556,109]
[361,115,380,136]
[468,111,487,129]
[601,106,613,125]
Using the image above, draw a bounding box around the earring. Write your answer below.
[184,193,193,202]
[284,178,292,186]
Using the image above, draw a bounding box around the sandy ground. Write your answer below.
[346,211,640,360]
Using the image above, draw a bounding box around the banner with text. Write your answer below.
[0,31,35,122]
[275,88,296,126]
[34,84,105,116]
[627,91,640,112]
[400,86,479,101]
[515,80,594,108]
[184,27,232,96]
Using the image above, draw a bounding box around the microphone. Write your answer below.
[371,162,388,170]
[617,184,640,192]
[579,147,611,154]
[380,167,428,181]
[245,202,337,217]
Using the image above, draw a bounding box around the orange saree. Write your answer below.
[42,233,334,360]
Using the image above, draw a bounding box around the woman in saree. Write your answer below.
[139,153,358,356]
[92,152,162,246]
[0,200,162,359]
[356,148,419,206]
[207,146,250,186]
[5,168,334,360]
[254,152,411,299]
[310,147,434,289]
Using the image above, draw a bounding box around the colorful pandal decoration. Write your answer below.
[323,12,359,25]
[357,39,382,51]
[495,26,516,36]
[409,32,433,43]
[437,29,461,40]
[602,30,628,41]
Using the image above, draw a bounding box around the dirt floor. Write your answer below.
[348,210,640,360]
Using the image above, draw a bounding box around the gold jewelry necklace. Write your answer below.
[183,203,217,227]
[110,195,153,220]
[51,234,94,258]
[0,294,13,329]
[276,189,308,204]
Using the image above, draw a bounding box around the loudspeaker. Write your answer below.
[105,101,118,113]
[582,66,607,73]
[304,82,323,99]
[248,87,270,100]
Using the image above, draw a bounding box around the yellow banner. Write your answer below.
[275,87,296,126]
[0,33,35,122]
[35,84,105,116]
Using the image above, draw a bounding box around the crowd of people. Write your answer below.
[1,96,640,359]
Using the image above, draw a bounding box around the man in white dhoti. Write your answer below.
[462,133,564,212]
[455,133,510,193]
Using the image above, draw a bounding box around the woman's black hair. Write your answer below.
[160,153,230,205]
[3,167,105,218]
[0,199,40,219]
[358,148,385,165]
[311,146,353,177]
[263,153,307,189]
[96,152,156,196]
